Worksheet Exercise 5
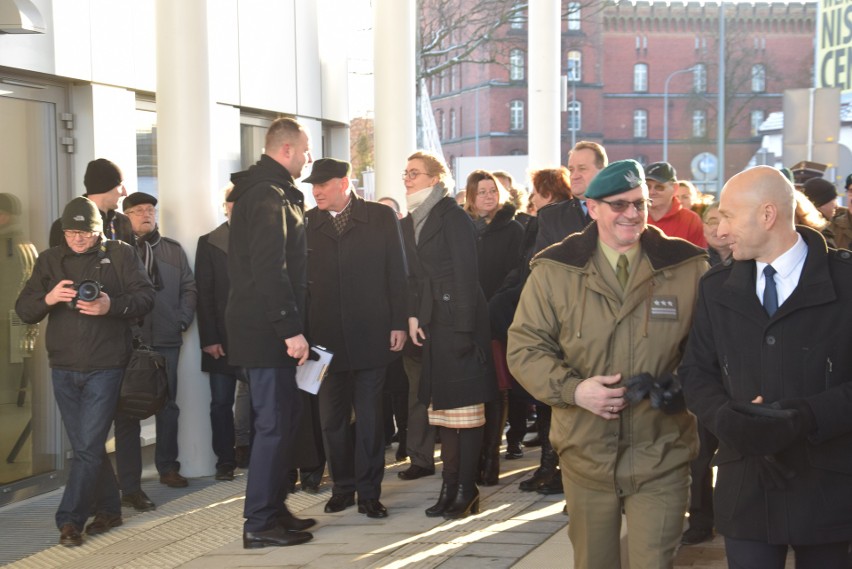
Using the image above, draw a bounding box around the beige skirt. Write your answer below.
[427,403,485,429]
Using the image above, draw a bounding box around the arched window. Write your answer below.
[509,100,524,131]
[633,109,648,138]
[634,63,648,92]
[567,50,582,82]
[509,49,525,81]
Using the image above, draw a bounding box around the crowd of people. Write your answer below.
[14,116,852,568]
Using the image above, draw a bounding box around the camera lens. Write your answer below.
[76,280,101,302]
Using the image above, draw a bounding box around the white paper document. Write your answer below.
[295,345,333,394]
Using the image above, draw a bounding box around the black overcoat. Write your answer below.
[195,222,239,375]
[305,194,408,373]
[680,226,852,545]
[533,197,588,254]
[225,155,307,368]
[475,202,523,301]
[402,196,497,410]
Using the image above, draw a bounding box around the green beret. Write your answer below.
[585,159,645,200]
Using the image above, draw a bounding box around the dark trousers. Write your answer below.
[243,367,302,532]
[115,346,181,493]
[51,368,123,530]
[209,371,239,469]
[687,420,718,531]
[724,537,849,569]
[318,367,386,500]
[402,354,435,470]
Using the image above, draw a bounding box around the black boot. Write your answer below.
[425,482,458,517]
[519,412,558,492]
[535,467,563,495]
[443,484,480,519]
[479,392,506,486]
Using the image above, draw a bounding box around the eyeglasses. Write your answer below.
[63,230,95,239]
[477,188,499,197]
[126,206,157,217]
[402,170,429,180]
[596,198,652,213]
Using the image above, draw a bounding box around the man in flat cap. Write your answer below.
[16,197,154,546]
[507,159,708,567]
[304,158,408,518]
[49,159,134,247]
[646,161,707,247]
[114,192,196,511]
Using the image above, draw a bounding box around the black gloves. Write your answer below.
[624,372,686,414]
[715,399,816,456]
[453,332,475,357]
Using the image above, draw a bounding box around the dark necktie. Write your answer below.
[763,264,778,316]
[616,254,629,290]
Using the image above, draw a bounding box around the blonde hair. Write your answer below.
[407,150,455,192]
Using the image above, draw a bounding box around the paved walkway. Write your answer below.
[0,445,738,568]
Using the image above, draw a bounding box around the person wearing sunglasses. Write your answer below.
[508,159,708,568]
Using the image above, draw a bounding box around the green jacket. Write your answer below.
[507,223,707,492]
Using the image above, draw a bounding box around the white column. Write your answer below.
[528,0,562,170]
[374,0,416,211]
[156,0,216,477]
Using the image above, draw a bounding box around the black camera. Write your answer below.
[68,279,102,308]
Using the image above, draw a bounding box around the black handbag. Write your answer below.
[118,343,169,420]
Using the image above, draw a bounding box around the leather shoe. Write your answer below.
[505,442,523,460]
[278,511,317,531]
[681,526,714,545]
[397,465,435,480]
[243,526,312,549]
[160,470,188,488]
[324,493,355,513]
[358,499,388,518]
[215,466,235,481]
[121,490,156,512]
[59,523,83,547]
[85,512,123,535]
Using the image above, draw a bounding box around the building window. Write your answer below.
[751,64,766,92]
[509,49,525,81]
[568,100,581,131]
[510,100,524,131]
[693,110,706,137]
[450,109,457,139]
[634,63,648,92]
[437,110,444,140]
[693,63,707,93]
[750,109,765,136]
[509,2,525,29]
[567,50,582,82]
[633,109,648,138]
[451,65,459,91]
[567,2,581,31]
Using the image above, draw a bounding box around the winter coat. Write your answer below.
[507,223,707,492]
[648,197,707,248]
[533,197,589,254]
[195,222,239,375]
[402,196,497,410]
[474,202,524,301]
[15,238,155,370]
[136,235,196,348]
[305,194,408,373]
[680,226,852,545]
[226,155,307,368]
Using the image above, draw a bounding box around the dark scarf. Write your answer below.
[136,227,163,290]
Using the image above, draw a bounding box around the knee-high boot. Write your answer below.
[479,390,507,486]
[445,426,483,519]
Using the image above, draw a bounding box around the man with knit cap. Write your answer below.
[802,177,839,222]
[115,191,196,506]
[49,159,134,247]
[15,197,154,547]
[508,160,708,568]
[646,161,707,247]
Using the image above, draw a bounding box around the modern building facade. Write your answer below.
[426,0,817,194]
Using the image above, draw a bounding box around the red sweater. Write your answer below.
[648,198,707,248]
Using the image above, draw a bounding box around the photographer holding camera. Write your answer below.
[15,197,154,547]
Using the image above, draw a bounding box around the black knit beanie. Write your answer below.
[61,197,103,233]
[84,158,123,195]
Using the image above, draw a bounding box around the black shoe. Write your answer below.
[425,482,458,517]
[243,527,312,549]
[398,465,435,480]
[358,499,389,518]
[85,512,123,535]
[681,527,714,545]
[121,490,156,512]
[505,443,524,460]
[518,469,552,492]
[443,484,480,520]
[278,511,317,531]
[215,466,235,481]
[324,493,355,513]
[536,473,564,495]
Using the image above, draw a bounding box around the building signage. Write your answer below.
[819,0,852,93]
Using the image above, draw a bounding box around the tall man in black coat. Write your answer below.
[226,117,315,549]
[681,165,852,568]
[304,158,408,518]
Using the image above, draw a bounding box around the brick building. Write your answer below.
[424,0,816,193]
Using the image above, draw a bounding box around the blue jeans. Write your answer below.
[115,346,181,492]
[51,368,123,530]
[209,372,238,468]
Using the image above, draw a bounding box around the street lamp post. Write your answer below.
[663,66,698,163]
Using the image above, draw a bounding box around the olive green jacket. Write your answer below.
[507,223,707,492]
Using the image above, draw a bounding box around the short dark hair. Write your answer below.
[571,141,608,170]
[265,117,304,154]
